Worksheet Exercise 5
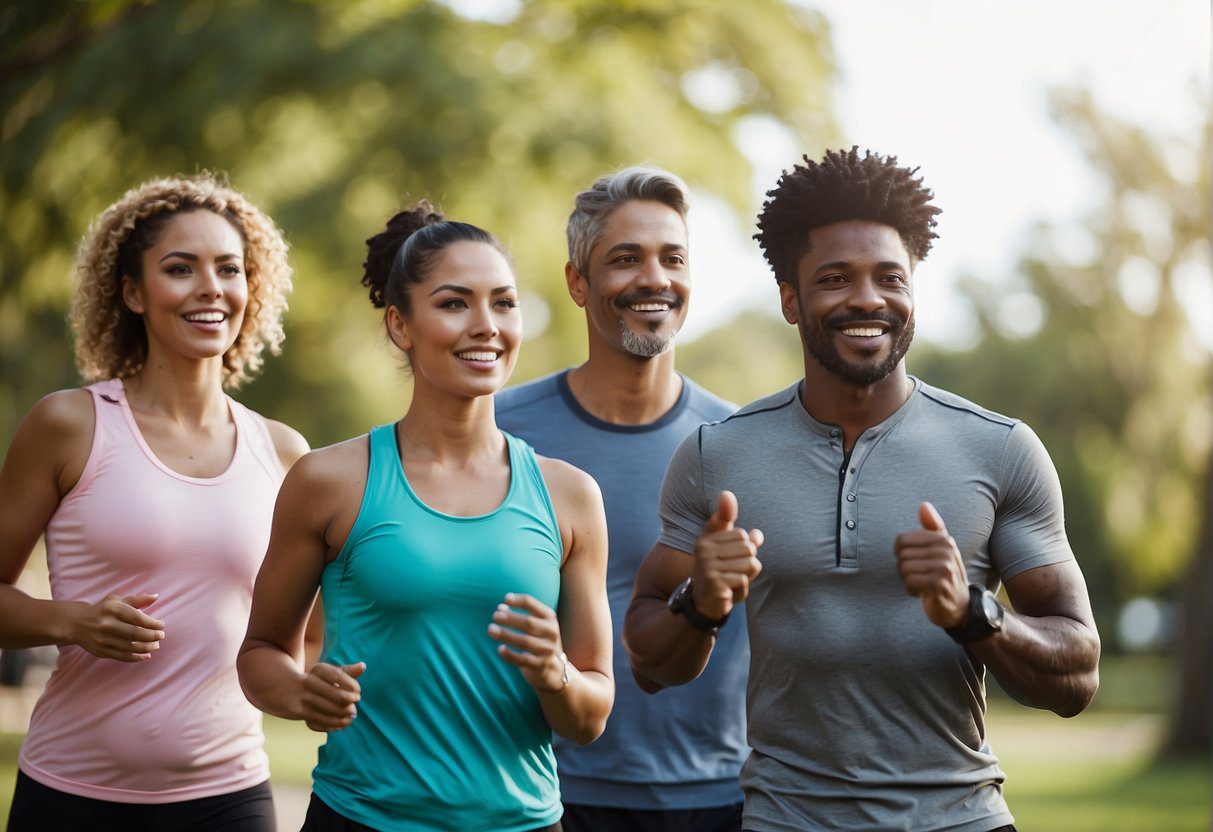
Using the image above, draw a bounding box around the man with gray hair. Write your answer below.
[496,167,748,831]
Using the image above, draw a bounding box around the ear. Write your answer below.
[121,275,145,315]
[565,262,588,308]
[385,305,412,352]
[778,280,799,326]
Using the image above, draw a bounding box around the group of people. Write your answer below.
[0,149,1101,832]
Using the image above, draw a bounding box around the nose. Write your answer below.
[634,255,672,293]
[845,275,887,313]
[469,302,500,339]
[196,266,223,300]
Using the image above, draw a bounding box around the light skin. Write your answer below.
[0,209,308,660]
[625,219,1100,716]
[237,240,614,744]
[564,199,690,425]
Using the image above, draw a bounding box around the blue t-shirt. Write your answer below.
[496,370,747,810]
[313,425,563,831]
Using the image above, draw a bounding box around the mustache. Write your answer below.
[823,310,904,329]
[615,290,684,309]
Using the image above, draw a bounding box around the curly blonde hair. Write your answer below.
[70,173,293,389]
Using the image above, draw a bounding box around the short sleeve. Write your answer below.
[657,427,711,554]
[990,421,1075,581]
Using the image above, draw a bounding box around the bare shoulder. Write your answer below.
[24,389,95,438]
[262,417,310,471]
[285,435,370,490]
[536,455,601,508]
[5,389,96,497]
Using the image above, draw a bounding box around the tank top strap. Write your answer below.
[502,431,562,549]
[228,398,286,483]
[70,379,128,496]
[365,423,401,503]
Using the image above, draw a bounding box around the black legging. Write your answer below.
[7,771,276,832]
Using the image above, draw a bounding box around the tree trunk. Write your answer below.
[1160,437,1213,757]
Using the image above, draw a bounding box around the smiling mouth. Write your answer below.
[455,350,501,362]
[839,326,886,337]
[183,311,227,323]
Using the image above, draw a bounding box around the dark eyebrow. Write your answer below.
[814,260,907,274]
[158,251,242,264]
[427,283,516,297]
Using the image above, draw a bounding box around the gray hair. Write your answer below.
[566,166,690,276]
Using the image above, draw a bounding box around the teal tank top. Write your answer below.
[312,425,564,831]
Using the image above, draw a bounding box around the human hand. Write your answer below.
[69,592,165,662]
[893,502,970,629]
[690,491,763,621]
[488,593,567,692]
[301,661,365,732]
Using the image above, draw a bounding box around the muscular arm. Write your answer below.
[896,503,1099,718]
[971,560,1100,717]
[0,391,164,658]
[623,543,714,691]
[625,491,762,692]
[505,459,613,745]
[238,445,364,730]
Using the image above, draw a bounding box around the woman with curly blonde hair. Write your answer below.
[0,173,308,832]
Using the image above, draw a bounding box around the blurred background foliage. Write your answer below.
[0,0,1207,759]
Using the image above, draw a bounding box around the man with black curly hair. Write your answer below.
[624,148,1100,832]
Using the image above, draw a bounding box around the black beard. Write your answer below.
[800,310,914,385]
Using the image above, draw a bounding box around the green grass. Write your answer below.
[1,656,1208,830]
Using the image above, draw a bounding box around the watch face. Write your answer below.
[981,592,1004,628]
[668,577,693,614]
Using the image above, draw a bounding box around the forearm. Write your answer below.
[0,584,82,649]
[970,610,1100,717]
[623,596,717,689]
[237,641,307,720]
[537,667,613,745]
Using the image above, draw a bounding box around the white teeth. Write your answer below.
[457,351,498,361]
[185,312,225,323]
[631,303,669,312]
[841,327,884,337]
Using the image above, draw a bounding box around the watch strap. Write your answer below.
[669,577,728,633]
[946,584,1001,644]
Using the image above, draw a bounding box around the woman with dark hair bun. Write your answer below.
[239,202,613,832]
[0,174,308,831]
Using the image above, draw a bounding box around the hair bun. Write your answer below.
[362,200,446,308]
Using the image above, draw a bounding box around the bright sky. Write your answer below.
[683,0,1210,346]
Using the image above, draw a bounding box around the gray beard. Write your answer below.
[619,319,675,358]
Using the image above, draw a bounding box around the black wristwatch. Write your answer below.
[667,577,729,634]
[946,584,1005,644]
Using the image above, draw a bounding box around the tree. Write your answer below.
[1,0,839,447]
[906,88,1209,750]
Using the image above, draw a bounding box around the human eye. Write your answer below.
[495,296,518,310]
[164,262,192,276]
[819,273,847,285]
[219,263,244,277]
[665,254,687,265]
[439,297,468,309]
[881,272,908,285]
[612,254,639,264]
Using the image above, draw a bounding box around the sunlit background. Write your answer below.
[1,1,1209,829]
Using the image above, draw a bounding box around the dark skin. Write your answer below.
[625,219,1100,716]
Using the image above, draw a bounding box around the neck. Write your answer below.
[566,344,682,425]
[399,382,503,465]
[800,361,913,451]
[121,350,228,425]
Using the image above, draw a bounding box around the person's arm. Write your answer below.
[624,491,762,691]
[489,458,612,745]
[0,391,165,659]
[237,444,365,732]
[894,500,1098,716]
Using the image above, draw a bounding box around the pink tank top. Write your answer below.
[19,378,285,803]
